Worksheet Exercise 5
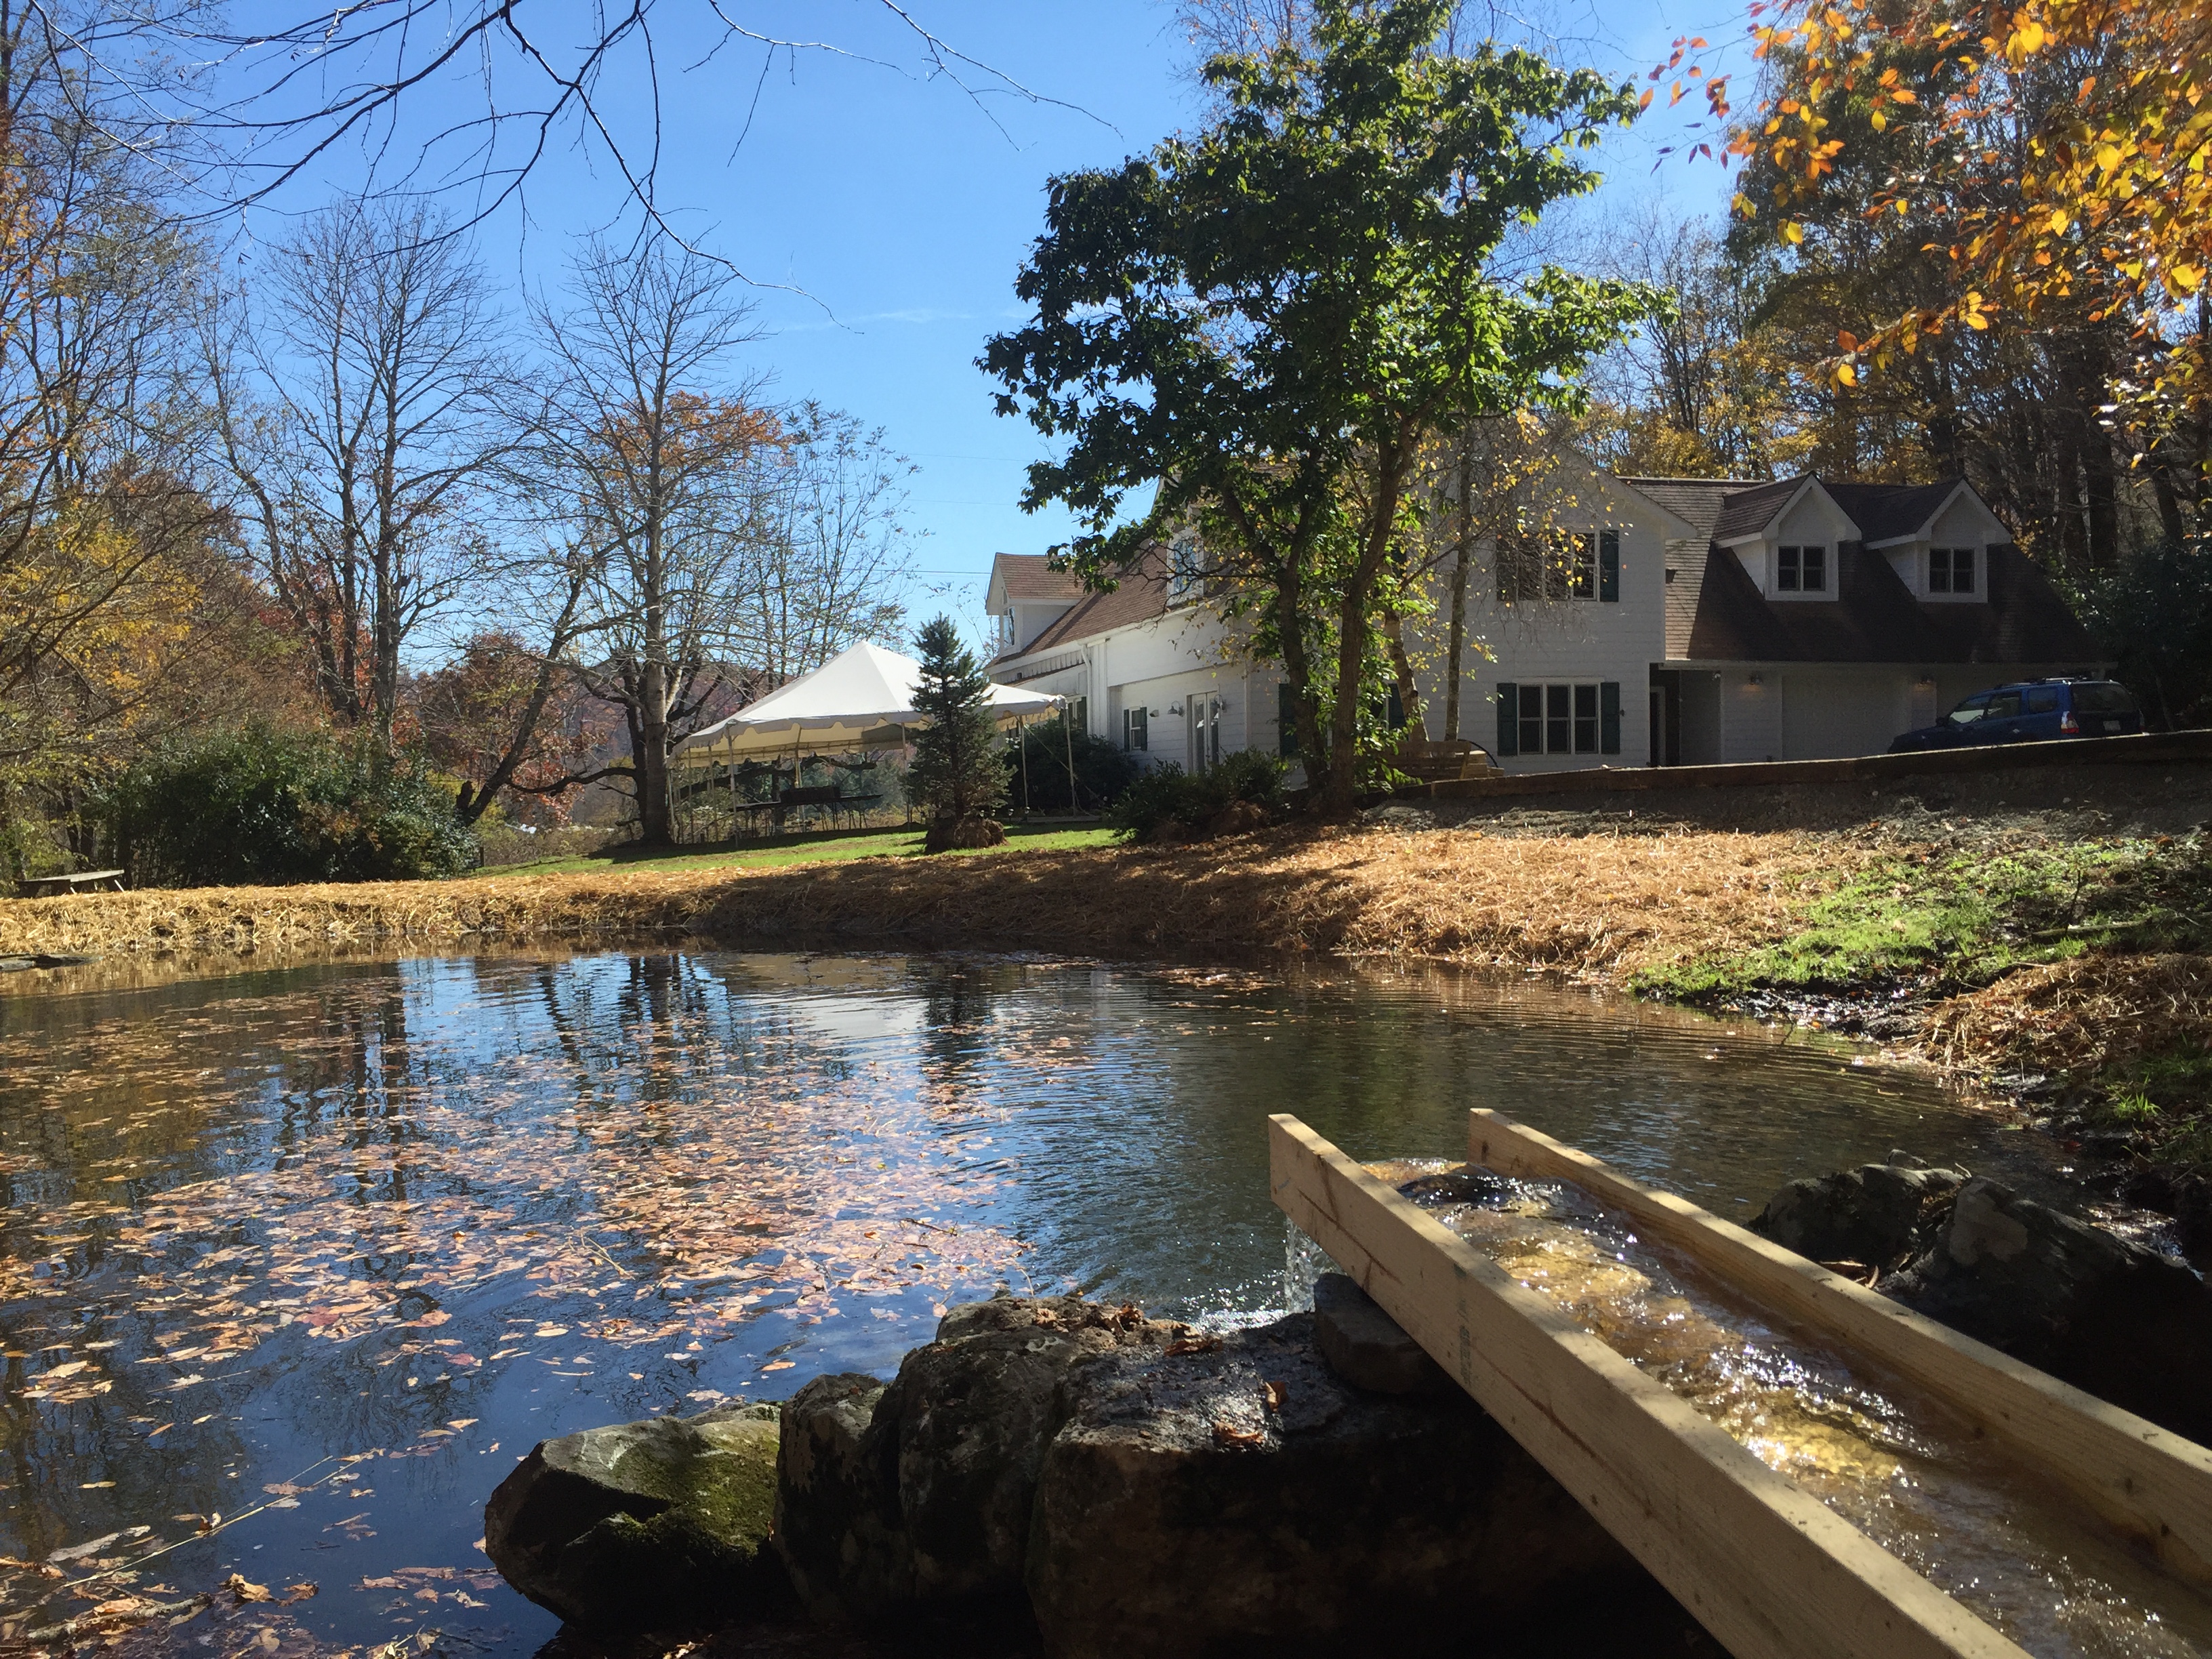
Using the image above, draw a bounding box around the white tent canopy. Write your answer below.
[674,640,1063,769]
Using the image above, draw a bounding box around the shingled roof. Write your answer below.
[1711,478,1807,543]
[994,547,1174,664]
[1822,480,1963,546]
[989,552,1086,603]
[1635,473,2099,665]
[1615,477,1756,542]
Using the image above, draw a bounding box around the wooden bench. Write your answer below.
[17,868,127,897]
[1393,737,1501,783]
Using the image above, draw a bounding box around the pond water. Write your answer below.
[0,948,2069,1658]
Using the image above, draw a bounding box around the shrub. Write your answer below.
[101,725,480,886]
[1107,749,1286,843]
[1010,722,1140,815]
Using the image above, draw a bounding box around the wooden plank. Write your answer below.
[1467,1107,2212,1585]
[1269,1114,2026,1659]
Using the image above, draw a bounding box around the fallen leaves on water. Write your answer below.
[0,972,1032,1405]
[223,1575,272,1604]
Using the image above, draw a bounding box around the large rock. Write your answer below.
[484,1401,784,1631]
[773,1373,907,1623]
[1748,1161,1965,1270]
[775,1294,1181,1623]
[1025,1312,1649,1659]
[1885,1176,2212,1442]
[1310,1273,1450,1395]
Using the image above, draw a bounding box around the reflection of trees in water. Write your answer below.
[0,949,1038,1605]
[909,958,1022,1104]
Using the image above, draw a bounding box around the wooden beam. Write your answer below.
[1269,1114,2025,1659]
[1468,1108,2212,1586]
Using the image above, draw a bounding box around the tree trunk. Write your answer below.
[1443,447,1472,741]
[1383,609,1420,739]
[636,657,672,844]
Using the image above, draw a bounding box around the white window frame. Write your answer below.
[1928,545,1978,597]
[1517,682,1601,756]
[1776,544,1828,594]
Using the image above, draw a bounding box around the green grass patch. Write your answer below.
[470,823,1117,881]
[1635,834,2212,1002]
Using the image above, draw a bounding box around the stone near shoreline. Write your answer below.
[1310,1271,1452,1395]
[775,1293,1180,1622]
[1887,1176,2212,1443]
[489,1290,1719,1655]
[483,1400,784,1630]
[1748,1160,1967,1271]
[1755,1165,2212,1443]
[1027,1311,1640,1659]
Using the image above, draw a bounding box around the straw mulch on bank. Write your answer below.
[1926,952,2212,1080]
[0,823,1858,982]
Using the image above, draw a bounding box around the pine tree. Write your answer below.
[906,617,1008,849]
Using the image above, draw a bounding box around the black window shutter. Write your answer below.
[1599,529,1620,602]
[1277,681,1300,759]
[1600,682,1622,754]
[1496,682,1519,757]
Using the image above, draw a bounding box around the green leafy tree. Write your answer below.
[905,617,1008,836]
[983,0,1653,813]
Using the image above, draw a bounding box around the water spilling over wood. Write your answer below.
[1399,1160,2212,1657]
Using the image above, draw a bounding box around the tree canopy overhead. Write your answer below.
[983,0,1651,812]
[1713,0,2211,399]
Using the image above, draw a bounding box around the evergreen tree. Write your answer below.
[906,617,1008,845]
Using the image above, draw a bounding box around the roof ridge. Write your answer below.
[1617,474,1772,486]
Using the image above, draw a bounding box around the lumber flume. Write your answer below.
[1271,1109,2212,1659]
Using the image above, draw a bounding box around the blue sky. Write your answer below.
[228,0,1750,636]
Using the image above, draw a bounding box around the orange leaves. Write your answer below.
[1731,0,2212,409]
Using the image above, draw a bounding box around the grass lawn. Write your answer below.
[1633,834,2212,1002]
[474,822,1119,880]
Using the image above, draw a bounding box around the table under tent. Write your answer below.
[671,640,1064,840]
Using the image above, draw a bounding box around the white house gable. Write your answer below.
[1745,485,1857,600]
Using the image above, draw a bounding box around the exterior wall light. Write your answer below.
[1746,673,1764,687]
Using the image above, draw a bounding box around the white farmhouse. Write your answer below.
[985,468,2104,775]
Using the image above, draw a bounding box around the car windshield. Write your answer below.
[1946,694,1992,726]
[2073,683,2138,715]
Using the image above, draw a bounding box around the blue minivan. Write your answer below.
[1888,678,2145,752]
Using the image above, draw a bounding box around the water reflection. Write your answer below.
[0,949,2053,1656]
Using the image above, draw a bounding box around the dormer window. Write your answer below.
[1929,546,1976,594]
[1776,545,1828,593]
[1168,538,1204,602]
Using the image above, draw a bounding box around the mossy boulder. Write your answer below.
[483,1400,785,1631]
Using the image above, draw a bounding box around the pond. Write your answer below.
[0,949,2062,1658]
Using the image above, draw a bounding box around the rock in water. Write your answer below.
[773,1372,906,1622]
[1310,1273,1450,1395]
[484,1401,783,1631]
[1025,1313,1643,1659]
[1749,1162,1966,1269]
[1885,1177,2212,1442]
[774,1294,1180,1622]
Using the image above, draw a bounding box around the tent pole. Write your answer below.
[1019,717,1030,818]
